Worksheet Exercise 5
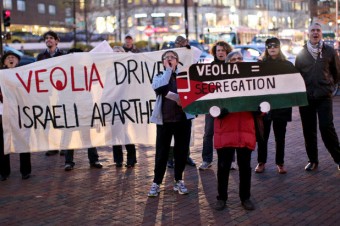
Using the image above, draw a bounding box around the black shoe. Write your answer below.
[167,160,174,168]
[125,163,135,168]
[64,164,74,171]
[186,157,196,166]
[241,199,255,210]
[22,174,30,180]
[116,162,123,168]
[90,161,103,169]
[60,150,66,156]
[214,200,226,211]
[45,150,59,156]
[305,162,318,171]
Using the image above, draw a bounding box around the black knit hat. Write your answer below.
[1,51,21,65]
[265,37,280,46]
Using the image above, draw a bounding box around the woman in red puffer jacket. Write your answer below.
[213,51,258,212]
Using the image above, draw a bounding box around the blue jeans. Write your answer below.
[202,114,214,163]
[64,148,99,166]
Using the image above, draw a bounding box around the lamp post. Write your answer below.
[184,0,189,39]
[193,0,198,40]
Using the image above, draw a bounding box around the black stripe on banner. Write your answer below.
[189,61,299,82]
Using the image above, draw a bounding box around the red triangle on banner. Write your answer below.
[177,78,217,109]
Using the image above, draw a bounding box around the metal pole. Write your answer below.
[0,7,3,56]
[336,0,338,41]
[73,0,77,47]
[118,0,121,42]
[194,2,198,41]
[184,0,189,39]
[84,0,88,45]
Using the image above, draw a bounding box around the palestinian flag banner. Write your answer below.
[177,61,307,115]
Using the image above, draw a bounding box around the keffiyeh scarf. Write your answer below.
[307,40,323,59]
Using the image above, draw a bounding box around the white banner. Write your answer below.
[0,48,194,153]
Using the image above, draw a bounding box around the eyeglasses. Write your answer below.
[229,57,243,63]
[266,44,279,49]
[163,55,177,60]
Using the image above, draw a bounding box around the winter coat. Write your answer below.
[295,43,340,99]
[214,111,256,151]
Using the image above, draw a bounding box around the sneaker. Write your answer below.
[198,161,212,170]
[305,162,318,171]
[64,164,74,171]
[230,162,237,170]
[148,183,160,197]
[277,164,287,174]
[214,200,226,211]
[173,180,189,195]
[186,157,196,166]
[22,174,30,180]
[241,199,255,210]
[255,163,265,173]
[90,161,103,169]
[167,160,174,168]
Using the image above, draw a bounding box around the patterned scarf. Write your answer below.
[307,40,323,59]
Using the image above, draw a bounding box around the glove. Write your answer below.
[185,44,191,49]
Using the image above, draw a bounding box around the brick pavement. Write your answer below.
[1,97,340,226]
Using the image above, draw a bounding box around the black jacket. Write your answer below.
[295,43,340,99]
[36,48,64,61]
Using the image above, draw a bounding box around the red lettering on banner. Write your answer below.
[35,69,48,93]
[16,71,33,93]
[89,63,104,91]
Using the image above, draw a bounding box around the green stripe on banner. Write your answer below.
[183,92,308,115]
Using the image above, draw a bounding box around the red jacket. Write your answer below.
[213,112,256,150]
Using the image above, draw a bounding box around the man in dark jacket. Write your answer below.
[37,30,64,156]
[122,34,140,53]
[295,22,340,171]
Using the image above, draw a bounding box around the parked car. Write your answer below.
[9,31,40,43]
[3,46,36,66]
[160,40,214,63]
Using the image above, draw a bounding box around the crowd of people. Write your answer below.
[1,22,340,212]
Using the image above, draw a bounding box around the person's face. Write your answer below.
[215,45,227,61]
[45,35,58,49]
[228,54,243,63]
[125,37,133,48]
[163,52,178,70]
[4,55,19,68]
[266,42,280,58]
[308,24,322,45]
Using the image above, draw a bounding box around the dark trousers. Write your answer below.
[64,148,99,166]
[257,119,287,165]
[113,144,137,164]
[299,99,340,163]
[0,120,31,177]
[216,148,252,202]
[153,120,192,185]
[202,114,214,163]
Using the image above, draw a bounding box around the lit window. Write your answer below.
[38,3,45,14]
[17,0,26,11]
[49,5,56,15]
[4,0,12,9]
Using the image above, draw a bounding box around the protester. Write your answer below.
[62,48,103,171]
[148,50,194,197]
[167,35,196,168]
[111,46,138,168]
[0,51,31,180]
[255,38,293,174]
[213,51,257,211]
[199,41,233,171]
[122,34,140,53]
[295,22,340,171]
[37,30,65,156]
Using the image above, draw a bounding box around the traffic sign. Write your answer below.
[144,26,154,37]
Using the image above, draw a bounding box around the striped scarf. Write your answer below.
[307,40,323,59]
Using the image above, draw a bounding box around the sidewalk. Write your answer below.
[1,97,340,225]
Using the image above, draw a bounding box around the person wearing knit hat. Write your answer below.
[0,51,31,181]
[265,37,280,47]
[1,51,21,68]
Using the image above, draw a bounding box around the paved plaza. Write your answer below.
[1,97,340,226]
